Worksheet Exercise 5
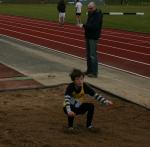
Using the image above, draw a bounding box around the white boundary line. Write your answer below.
[107,12,144,15]
[1,34,150,80]
[0,16,150,43]
[0,18,149,47]
[0,22,149,56]
[0,15,150,41]
[103,30,150,39]
[0,20,150,53]
[0,27,150,66]
[102,33,150,44]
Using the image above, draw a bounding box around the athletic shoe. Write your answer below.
[87,125,94,129]
[68,127,74,130]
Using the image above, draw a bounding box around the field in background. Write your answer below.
[0,4,149,33]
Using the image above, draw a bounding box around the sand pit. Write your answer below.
[0,85,149,147]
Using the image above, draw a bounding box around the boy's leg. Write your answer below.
[59,13,61,24]
[61,13,65,25]
[68,116,74,128]
[76,103,94,128]
[59,13,64,25]
[63,107,74,128]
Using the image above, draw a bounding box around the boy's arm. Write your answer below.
[64,84,75,113]
[64,94,75,117]
[94,93,113,106]
[64,94,71,113]
[84,83,113,106]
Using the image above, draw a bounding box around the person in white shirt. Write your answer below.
[75,0,83,25]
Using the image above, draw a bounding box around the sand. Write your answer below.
[0,85,150,147]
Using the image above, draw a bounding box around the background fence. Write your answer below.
[0,0,150,5]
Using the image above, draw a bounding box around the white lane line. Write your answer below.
[102,33,150,44]
[103,30,150,39]
[1,14,150,39]
[0,16,149,42]
[0,27,150,66]
[100,52,150,66]
[101,63,150,80]
[102,38,150,49]
[0,20,149,50]
[1,34,150,80]
[0,19,82,36]
[0,17,149,44]
[101,44,150,56]
[0,22,150,56]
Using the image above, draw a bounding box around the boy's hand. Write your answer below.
[102,100,113,106]
[68,111,75,117]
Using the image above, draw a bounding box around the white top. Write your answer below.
[75,2,82,13]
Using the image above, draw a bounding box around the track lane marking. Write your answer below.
[0,21,150,52]
[0,16,149,43]
[1,34,149,79]
[0,27,150,66]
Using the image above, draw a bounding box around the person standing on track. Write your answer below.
[57,0,66,25]
[75,0,83,25]
[79,2,103,78]
[63,69,113,129]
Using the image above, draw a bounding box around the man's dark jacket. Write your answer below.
[83,9,103,40]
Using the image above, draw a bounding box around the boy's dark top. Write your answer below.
[83,9,103,40]
[57,1,66,13]
[64,82,107,113]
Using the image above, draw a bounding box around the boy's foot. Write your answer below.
[87,125,94,129]
[68,127,74,130]
[87,125,99,133]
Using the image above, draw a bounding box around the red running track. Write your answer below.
[0,14,150,78]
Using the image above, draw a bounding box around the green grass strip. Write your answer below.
[0,4,149,33]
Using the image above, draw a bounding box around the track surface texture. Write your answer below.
[0,14,150,78]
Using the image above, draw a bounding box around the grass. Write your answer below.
[0,4,149,33]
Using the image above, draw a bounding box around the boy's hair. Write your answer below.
[69,69,84,81]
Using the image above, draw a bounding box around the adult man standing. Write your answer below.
[80,2,103,77]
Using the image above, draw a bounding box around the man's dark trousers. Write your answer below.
[86,39,98,76]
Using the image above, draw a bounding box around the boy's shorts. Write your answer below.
[76,13,81,16]
[59,12,65,18]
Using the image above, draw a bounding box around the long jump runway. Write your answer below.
[0,14,150,78]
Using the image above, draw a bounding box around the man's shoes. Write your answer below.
[86,73,97,78]
[84,72,97,78]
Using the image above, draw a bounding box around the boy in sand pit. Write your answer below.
[63,69,113,129]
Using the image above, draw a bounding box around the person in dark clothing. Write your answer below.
[57,0,66,25]
[79,2,103,78]
[63,69,113,129]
